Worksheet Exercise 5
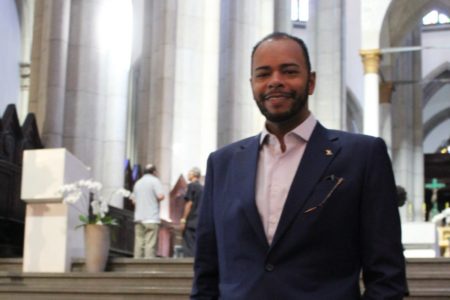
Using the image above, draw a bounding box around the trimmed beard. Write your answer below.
[256,87,309,123]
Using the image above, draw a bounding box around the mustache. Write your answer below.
[262,91,295,100]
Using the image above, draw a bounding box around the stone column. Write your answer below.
[170,0,220,184]
[100,1,133,207]
[135,0,177,213]
[274,0,291,33]
[17,0,35,122]
[359,49,381,136]
[411,30,424,222]
[217,0,273,147]
[387,28,424,223]
[379,81,394,153]
[29,0,71,147]
[309,0,345,130]
[63,0,130,207]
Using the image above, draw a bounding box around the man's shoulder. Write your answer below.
[326,128,381,145]
[136,174,161,185]
[211,135,259,157]
[322,128,389,156]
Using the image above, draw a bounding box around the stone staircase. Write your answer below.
[0,258,448,299]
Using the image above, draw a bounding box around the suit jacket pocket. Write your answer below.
[303,175,344,214]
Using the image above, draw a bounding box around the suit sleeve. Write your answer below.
[360,137,407,299]
[191,154,219,300]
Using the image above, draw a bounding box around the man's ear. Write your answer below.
[308,72,316,95]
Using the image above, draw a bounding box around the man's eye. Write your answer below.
[255,73,269,78]
[284,69,299,75]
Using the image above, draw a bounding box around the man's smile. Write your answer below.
[263,92,292,101]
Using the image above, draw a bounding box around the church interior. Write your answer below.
[0,0,449,298]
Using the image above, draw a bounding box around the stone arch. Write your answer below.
[423,61,450,108]
[423,107,450,140]
[374,0,450,222]
[381,0,450,48]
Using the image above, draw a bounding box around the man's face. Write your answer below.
[250,38,315,124]
[188,171,195,182]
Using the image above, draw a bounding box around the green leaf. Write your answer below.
[79,215,89,223]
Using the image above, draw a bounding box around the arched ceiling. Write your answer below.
[380,0,450,146]
[381,0,450,47]
[423,63,450,108]
[424,107,450,139]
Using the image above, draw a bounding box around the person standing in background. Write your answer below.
[132,164,165,258]
[180,167,203,257]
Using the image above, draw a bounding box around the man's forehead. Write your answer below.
[256,37,298,49]
[252,39,303,64]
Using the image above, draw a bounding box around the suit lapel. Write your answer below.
[270,123,341,249]
[232,136,268,247]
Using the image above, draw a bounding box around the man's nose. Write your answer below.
[268,72,283,89]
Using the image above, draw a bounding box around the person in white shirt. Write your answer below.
[132,164,165,258]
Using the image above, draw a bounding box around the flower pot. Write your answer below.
[84,224,110,272]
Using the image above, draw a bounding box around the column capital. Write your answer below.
[359,49,381,74]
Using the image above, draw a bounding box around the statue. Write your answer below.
[425,178,447,221]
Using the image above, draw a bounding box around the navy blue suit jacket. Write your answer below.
[192,123,406,300]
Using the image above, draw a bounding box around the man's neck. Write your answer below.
[265,111,310,148]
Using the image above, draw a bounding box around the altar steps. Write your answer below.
[0,258,448,299]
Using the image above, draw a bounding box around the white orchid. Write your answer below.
[59,179,130,226]
[431,207,450,224]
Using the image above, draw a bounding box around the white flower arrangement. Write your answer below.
[431,207,450,224]
[59,179,131,226]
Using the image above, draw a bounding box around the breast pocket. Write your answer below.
[303,175,344,214]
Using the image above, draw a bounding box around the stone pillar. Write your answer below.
[359,49,381,137]
[99,1,133,207]
[135,0,178,215]
[29,0,71,147]
[309,0,345,130]
[274,0,291,33]
[170,0,220,184]
[387,28,425,223]
[411,29,424,222]
[62,0,130,207]
[217,0,273,147]
[64,0,106,180]
[379,81,394,154]
[17,0,35,122]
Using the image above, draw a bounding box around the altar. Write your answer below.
[21,148,90,272]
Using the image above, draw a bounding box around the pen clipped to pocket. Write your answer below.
[304,176,344,214]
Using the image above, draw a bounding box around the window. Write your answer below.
[422,10,450,26]
[291,0,309,22]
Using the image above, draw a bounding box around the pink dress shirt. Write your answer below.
[255,114,317,244]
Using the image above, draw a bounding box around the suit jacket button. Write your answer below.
[265,264,274,272]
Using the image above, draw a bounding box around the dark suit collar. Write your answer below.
[270,122,341,249]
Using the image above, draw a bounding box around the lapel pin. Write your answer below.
[325,149,333,156]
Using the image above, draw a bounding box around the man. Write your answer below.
[132,164,165,258]
[192,32,406,299]
[180,167,203,257]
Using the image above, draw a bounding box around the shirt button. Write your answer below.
[265,264,274,272]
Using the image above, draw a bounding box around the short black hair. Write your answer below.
[251,32,311,73]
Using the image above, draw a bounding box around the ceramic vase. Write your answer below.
[84,224,110,272]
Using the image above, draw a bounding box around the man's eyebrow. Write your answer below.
[254,66,271,72]
[280,63,300,68]
[254,63,301,71]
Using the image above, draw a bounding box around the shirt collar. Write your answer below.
[259,113,317,145]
